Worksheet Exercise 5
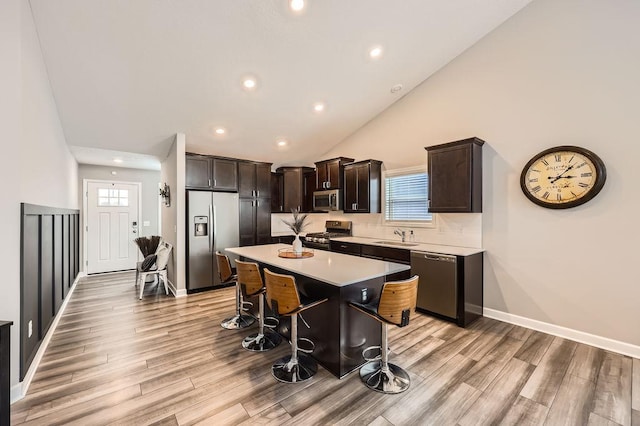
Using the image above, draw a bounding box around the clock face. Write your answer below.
[520,146,606,209]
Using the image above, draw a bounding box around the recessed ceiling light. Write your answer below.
[390,84,403,93]
[113,158,123,163]
[369,46,383,59]
[289,0,305,12]
[242,76,257,91]
[277,139,288,147]
[214,127,226,135]
[313,102,325,113]
[111,171,117,175]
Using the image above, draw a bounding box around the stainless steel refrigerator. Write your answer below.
[187,191,239,292]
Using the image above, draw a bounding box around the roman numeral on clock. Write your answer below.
[531,185,542,193]
[541,159,549,166]
[555,155,561,162]
[581,172,592,177]
[579,182,589,188]
[542,191,550,199]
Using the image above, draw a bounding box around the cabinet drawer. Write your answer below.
[330,241,361,255]
[361,245,410,264]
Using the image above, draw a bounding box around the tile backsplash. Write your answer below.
[272,212,482,248]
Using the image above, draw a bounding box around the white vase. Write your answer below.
[292,234,303,255]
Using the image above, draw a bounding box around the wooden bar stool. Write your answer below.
[235,260,282,352]
[263,268,328,383]
[216,252,255,330]
[349,275,419,394]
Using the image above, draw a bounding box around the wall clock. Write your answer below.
[520,145,606,209]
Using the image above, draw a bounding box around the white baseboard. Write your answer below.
[483,308,640,359]
[167,279,186,298]
[10,272,86,403]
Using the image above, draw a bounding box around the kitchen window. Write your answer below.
[384,167,433,226]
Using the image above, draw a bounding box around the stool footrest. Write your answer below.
[263,316,279,329]
[362,345,384,362]
[296,337,315,354]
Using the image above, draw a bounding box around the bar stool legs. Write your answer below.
[221,282,255,330]
[242,295,281,351]
[271,313,317,383]
[359,323,410,394]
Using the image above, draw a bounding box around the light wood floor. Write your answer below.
[11,272,640,425]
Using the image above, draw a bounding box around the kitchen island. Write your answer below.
[225,244,411,378]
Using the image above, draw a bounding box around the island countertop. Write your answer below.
[225,244,410,287]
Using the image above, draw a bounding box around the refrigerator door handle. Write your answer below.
[208,204,213,253]
[212,204,217,251]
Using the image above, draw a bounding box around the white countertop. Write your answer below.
[331,236,484,256]
[225,244,410,287]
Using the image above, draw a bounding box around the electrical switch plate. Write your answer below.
[143,221,150,227]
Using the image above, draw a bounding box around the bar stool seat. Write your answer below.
[235,260,282,352]
[349,275,419,394]
[263,268,328,383]
[216,252,255,330]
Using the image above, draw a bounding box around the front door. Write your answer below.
[86,181,140,274]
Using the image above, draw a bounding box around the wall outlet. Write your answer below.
[143,221,150,227]
[28,320,33,338]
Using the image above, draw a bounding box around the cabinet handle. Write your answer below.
[327,180,331,188]
[256,190,259,197]
[208,179,211,187]
[214,179,217,187]
[256,200,260,206]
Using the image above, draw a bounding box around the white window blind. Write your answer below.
[385,172,432,222]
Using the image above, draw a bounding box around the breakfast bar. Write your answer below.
[225,243,411,378]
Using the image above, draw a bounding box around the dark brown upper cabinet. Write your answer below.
[238,160,272,198]
[315,157,354,190]
[186,154,238,191]
[343,160,382,213]
[425,137,484,213]
[270,172,284,213]
[276,166,315,213]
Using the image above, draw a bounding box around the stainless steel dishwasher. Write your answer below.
[411,251,457,319]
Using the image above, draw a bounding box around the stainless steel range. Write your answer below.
[303,220,352,251]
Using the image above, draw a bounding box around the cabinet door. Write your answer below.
[186,157,211,189]
[271,172,284,213]
[238,198,256,246]
[283,169,303,212]
[428,144,472,212]
[355,163,370,212]
[344,166,358,212]
[326,160,342,189]
[303,171,316,212]
[316,163,328,190]
[255,198,272,244]
[212,158,238,191]
[255,163,272,198]
[237,162,256,197]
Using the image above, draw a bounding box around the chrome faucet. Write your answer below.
[394,229,406,242]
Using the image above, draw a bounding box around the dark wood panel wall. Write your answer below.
[20,204,79,380]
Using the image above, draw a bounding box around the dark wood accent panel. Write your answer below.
[20,204,79,380]
[426,137,484,213]
[0,321,12,426]
[53,216,63,313]
[20,214,40,380]
[62,216,70,292]
[40,216,54,337]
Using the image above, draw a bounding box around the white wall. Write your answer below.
[160,134,186,295]
[0,0,78,396]
[323,0,640,347]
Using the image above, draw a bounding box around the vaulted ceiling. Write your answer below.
[30,0,531,169]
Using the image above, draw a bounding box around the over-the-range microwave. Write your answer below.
[313,189,342,211]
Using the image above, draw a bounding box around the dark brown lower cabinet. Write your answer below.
[239,198,271,246]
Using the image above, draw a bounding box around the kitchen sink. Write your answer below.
[373,241,419,247]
